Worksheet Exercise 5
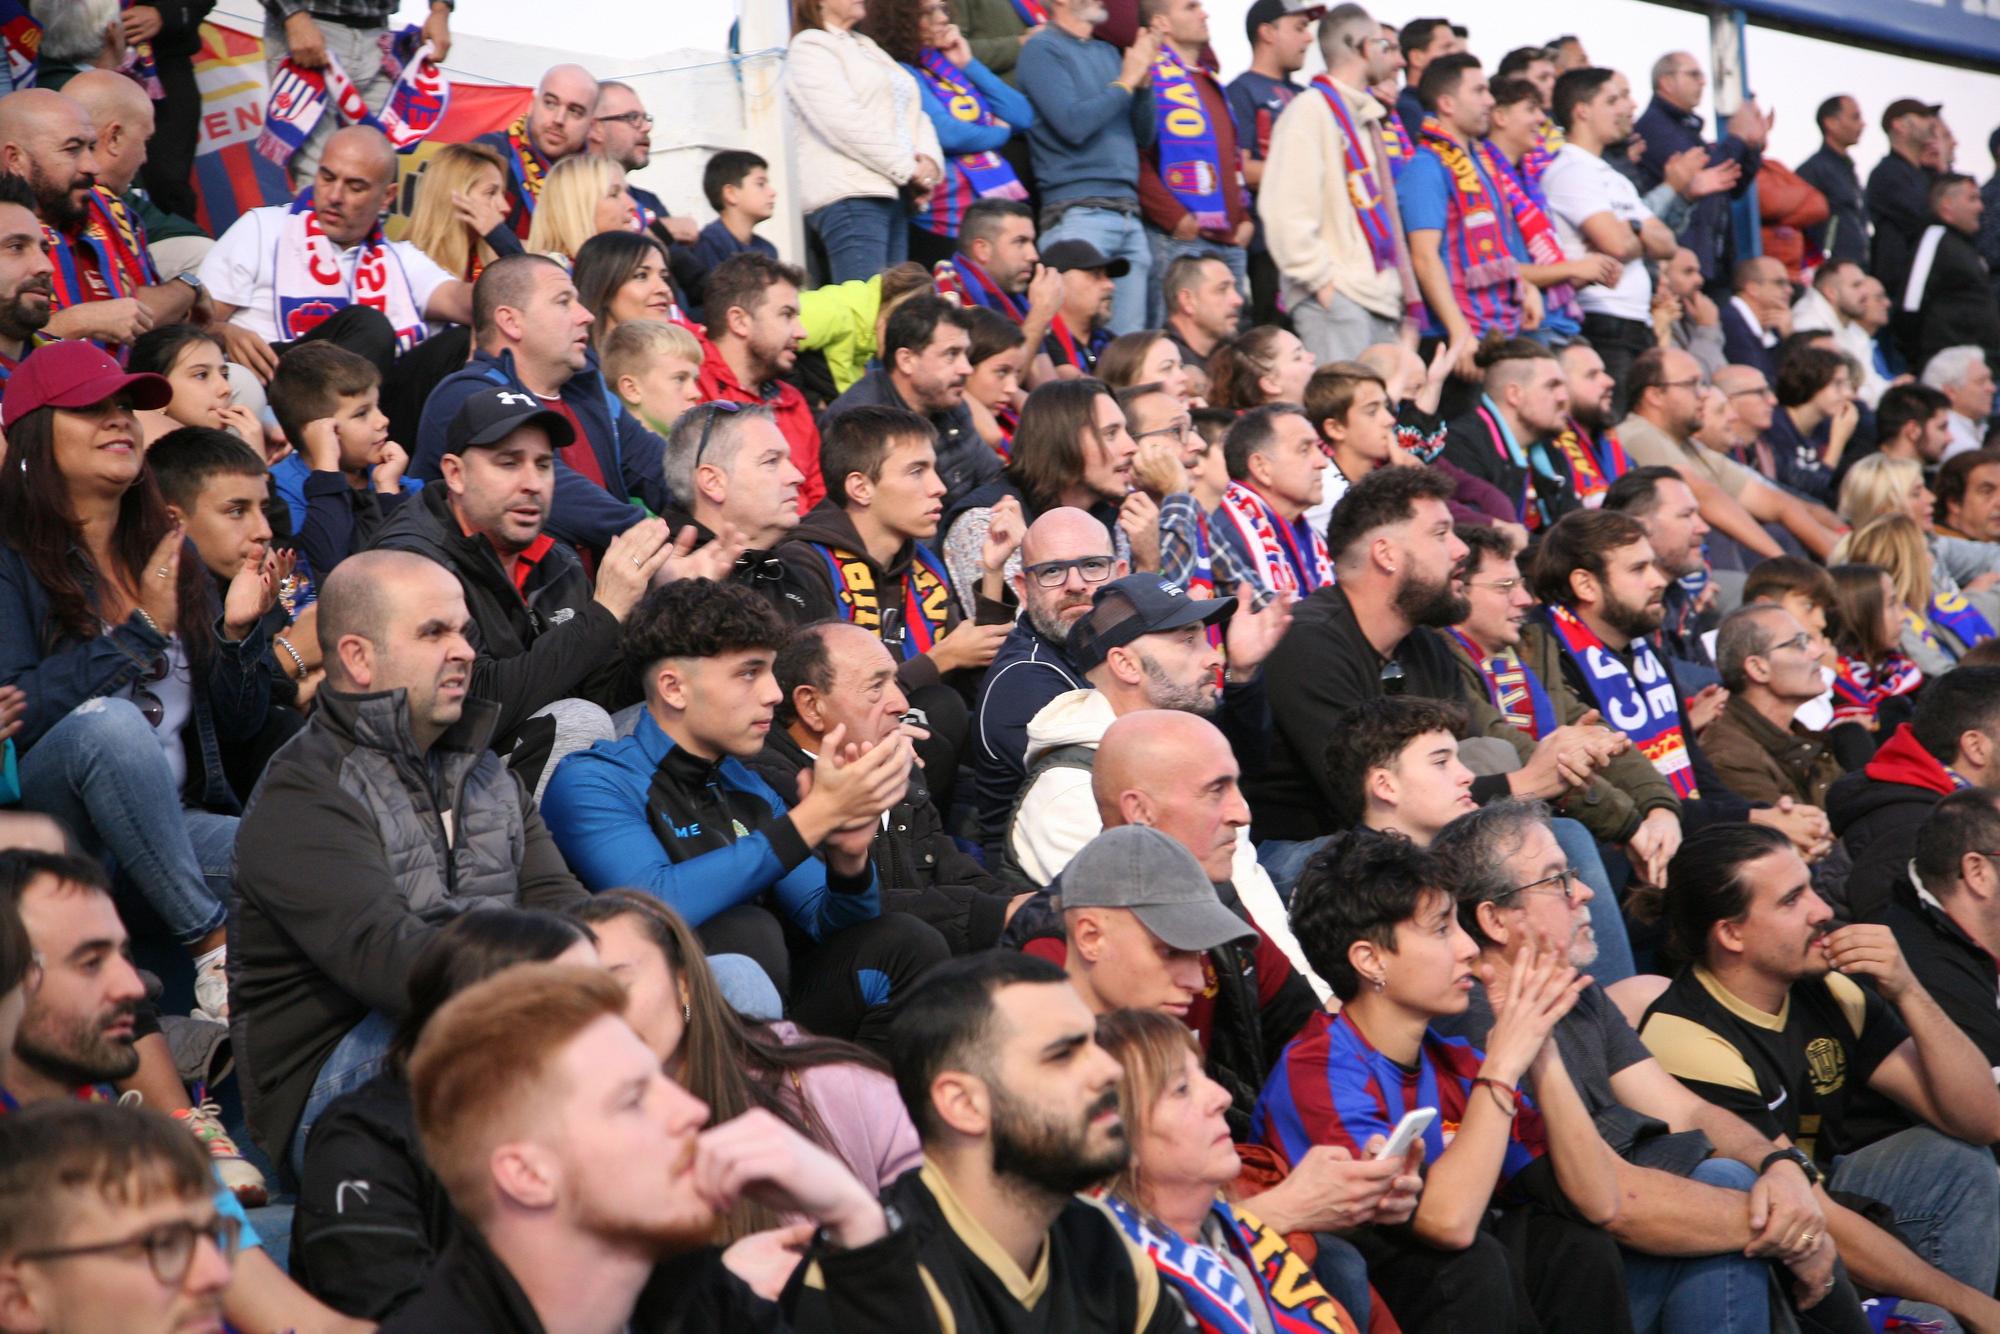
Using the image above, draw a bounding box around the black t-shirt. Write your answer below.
[1434,981,1650,1119]
[1639,964,1909,1164]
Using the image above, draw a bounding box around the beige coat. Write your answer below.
[784,27,944,215]
[1257,76,1411,321]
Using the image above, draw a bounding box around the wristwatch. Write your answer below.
[1758,1146,1822,1187]
[174,271,204,293]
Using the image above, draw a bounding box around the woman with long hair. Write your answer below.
[1207,326,1317,410]
[524,153,641,263]
[1839,452,2000,600]
[570,890,920,1243]
[128,325,262,447]
[1826,562,1924,734]
[403,141,516,283]
[0,343,281,1018]
[292,909,599,1320]
[1837,513,1987,675]
[572,230,679,352]
[1098,329,1195,406]
[1096,1008,1365,1334]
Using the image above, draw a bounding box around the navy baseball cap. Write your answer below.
[1066,574,1234,672]
[445,386,576,455]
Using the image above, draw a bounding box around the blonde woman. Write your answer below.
[1839,452,2000,626]
[525,153,641,263]
[1837,514,1989,675]
[405,141,516,282]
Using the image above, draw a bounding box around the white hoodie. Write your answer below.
[1009,689,1332,1000]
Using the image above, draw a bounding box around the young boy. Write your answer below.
[605,318,704,439]
[264,342,415,582]
[688,150,778,276]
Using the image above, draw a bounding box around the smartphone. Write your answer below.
[1375,1107,1438,1160]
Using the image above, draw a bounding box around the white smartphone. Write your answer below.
[1375,1106,1438,1160]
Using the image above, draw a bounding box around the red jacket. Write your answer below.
[696,339,825,512]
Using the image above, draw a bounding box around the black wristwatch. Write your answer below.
[1758,1146,1822,1187]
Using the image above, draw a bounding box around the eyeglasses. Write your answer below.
[1025,556,1116,588]
[1498,867,1578,904]
[1660,378,1704,393]
[594,111,654,129]
[134,654,170,729]
[17,1215,240,1286]
[1379,659,1407,696]
[690,401,744,471]
[1759,631,1814,657]
[1133,419,1193,444]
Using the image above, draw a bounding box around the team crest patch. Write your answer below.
[1804,1037,1846,1097]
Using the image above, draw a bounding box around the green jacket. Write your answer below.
[1455,625,1682,845]
[949,0,1030,81]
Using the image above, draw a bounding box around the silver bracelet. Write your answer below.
[273,634,308,681]
[132,608,161,637]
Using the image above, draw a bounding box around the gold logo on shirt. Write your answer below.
[1805,1038,1847,1096]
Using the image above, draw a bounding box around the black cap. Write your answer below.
[1881,98,1942,133]
[1039,238,1132,279]
[1244,0,1325,44]
[445,386,577,456]
[1066,574,1234,672]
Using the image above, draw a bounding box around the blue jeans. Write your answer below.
[1549,816,1635,986]
[1830,1124,2000,1332]
[288,1009,397,1187]
[1623,1158,1771,1334]
[807,196,908,284]
[18,697,230,945]
[1142,227,1247,328]
[1040,205,1151,336]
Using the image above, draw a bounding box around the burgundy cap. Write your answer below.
[2,340,173,429]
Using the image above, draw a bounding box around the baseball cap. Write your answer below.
[1,340,171,429]
[1062,825,1257,952]
[1066,574,1234,673]
[1244,0,1325,44]
[1881,98,1942,133]
[1039,238,1132,279]
[445,386,577,456]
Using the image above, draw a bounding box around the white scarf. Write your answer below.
[270,197,427,353]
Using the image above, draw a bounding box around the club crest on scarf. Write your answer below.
[0,0,35,88]
[258,29,450,167]
[1542,605,1697,797]
[274,194,428,352]
[1152,46,1230,232]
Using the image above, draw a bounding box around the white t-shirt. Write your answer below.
[197,205,454,344]
[1539,144,1655,323]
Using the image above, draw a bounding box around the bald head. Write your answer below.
[1020,506,1115,566]
[1094,710,1213,817]
[1093,710,1246,881]
[317,549,426,674]
[64,70,152,193]
[0,90,98,229]
[529,64,600,162]
[63,68,150,126]
[318,550,474,746]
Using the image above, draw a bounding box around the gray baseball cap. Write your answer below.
[1062,826,1256,952]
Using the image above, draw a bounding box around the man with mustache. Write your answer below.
[232,549,590,1177]
[825,297,1002,509]
[371,387,680,794]
[1628,824,2000,1334]
[1702,604,1844,809]
[0,173,56,388]
[0,88,197,349]
[888,949,1194,1331]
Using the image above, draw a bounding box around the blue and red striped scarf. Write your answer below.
[1099,1194,1358,1334]
[1309,76,1396,273]
[1552,418,1629,507]
[1448,628,1556,740]
[1412,117,1521,337]
[497,115,550,238]
[1830,651,1923,726]
[0,332,58,385]
[912,49,1027,238]
[1928,590,1995,656]
[1542,604,1699,798]
[45,188,153,312]
[1475,138,1580,328]
[1151,47,1231,232]
[1005,0,1047,22]
[1043,314,1107,374]
[1377,105,1413,177]
[933,255,1027,322]
[812,541,954,660]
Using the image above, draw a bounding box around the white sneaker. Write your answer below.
[191,946,229,1024]
[174,1097,269,1207]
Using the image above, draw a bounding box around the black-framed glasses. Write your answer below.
[17,1215,240,1286]
[1660,378,1704,393]
[1134,419,1193,444]
[1499,867,1578,904]
[134,654,169,729]
[1379,659,1407,696]
[690,401,744,471]
[594,111,654,129]
[1025,556,1116,588]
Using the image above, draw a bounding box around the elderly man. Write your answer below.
[198,125,473,381]
[475,64,600,240]
[260,0,450,186]
[26,0,121,90]
[1701,603,1843,808]
[0,88,195,346]
[1924,345,1996,461]
[1634,50,1769,282]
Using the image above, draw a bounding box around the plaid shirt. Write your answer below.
[1160,492,1260,603]
[262,0,449,22]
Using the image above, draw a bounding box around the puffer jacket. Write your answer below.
[231,689,587,1158]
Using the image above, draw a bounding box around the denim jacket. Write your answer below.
[0,540,273,813]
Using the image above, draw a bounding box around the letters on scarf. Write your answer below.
[1448,629,1556,740]
[1215,482,1330,598]
[1098,1194,1357,1334]
[914,49,1027,237]
[45,189,155,311]
[258,28,448,167]
[272,193,428,351]
[1413,116,1520,334]
[1929,590,1995,655]
[1543,604,1698,798]
[813,543,954,660]
[1151,46,1230,232]
[1551,418,1628,508]
[1377,107,1412,177]
[1309,77,1396,273]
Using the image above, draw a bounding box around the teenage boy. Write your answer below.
[540,578,945,1045]
[265,342,414,582]
[689,149,778,276]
